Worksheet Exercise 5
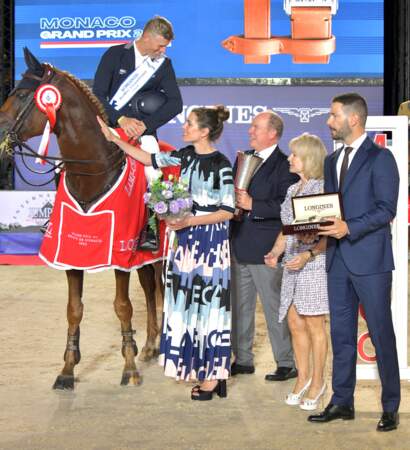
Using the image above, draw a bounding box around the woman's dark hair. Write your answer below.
[191,105,230,141]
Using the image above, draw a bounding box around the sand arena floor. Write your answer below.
[0,265,409,450]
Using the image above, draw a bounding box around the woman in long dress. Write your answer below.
[265,133,329,411]
[98,106,234,400]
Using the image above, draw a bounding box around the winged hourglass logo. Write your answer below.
[271,107,330,123]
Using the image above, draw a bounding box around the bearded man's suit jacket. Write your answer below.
[324,136,401,412]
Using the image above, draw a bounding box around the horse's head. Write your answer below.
[0,48,119,202]
[0,48,61,155]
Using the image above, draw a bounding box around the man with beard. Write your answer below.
[308,93,401,431]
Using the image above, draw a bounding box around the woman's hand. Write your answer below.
[166,216,192,231]
[97,116,119,143]
[264,251,279,268]
[284,252,310,271]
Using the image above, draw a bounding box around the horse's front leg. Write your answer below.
[114,269,142,386]
[53,269,84,390]
[137,263,162,361]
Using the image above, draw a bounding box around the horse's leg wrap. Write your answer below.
[63,328,81,364]
[53,329,80,391]
[121,329,138,358]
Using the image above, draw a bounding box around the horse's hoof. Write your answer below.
[139,346,159,362]
[53,375,75,390]
[120,370,142,386]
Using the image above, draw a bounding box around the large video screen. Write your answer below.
[15,0,384,81]
[13,85,383,190]
[13,0,384,190]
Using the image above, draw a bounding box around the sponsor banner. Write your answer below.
[159,86,383,163]
[15,0,383,80]
[14,85,383,190]
[0,233,44,255]
[0,191,55,230]
[0,190,55,255]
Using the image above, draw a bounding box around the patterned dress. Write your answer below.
[279,179,329,323]
[152,145,235,381]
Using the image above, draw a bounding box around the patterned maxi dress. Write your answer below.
[152,145,235,381]
[279,178,329,323]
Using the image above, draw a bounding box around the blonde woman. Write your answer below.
[265,133,329,411]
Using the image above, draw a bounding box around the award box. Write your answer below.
[282,192,343,235]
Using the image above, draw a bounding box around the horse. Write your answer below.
[0,48,169,390]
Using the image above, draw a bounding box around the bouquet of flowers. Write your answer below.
[144,175,193,233]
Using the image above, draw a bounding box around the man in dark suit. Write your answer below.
[309,93,401,431]
[93,16,182,139]
[230,111,298,380]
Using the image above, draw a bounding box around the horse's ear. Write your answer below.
[23,47,44,77]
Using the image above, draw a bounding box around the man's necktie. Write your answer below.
[339,146,353,190]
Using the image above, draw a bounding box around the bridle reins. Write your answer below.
[1,65,126,200]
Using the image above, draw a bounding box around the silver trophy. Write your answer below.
[235,151,264,190]
[234,151,264,220]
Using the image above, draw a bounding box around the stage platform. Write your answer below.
[0,254,43,265]
[0,230,44,265]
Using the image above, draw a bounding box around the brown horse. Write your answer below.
[0,48,166,390]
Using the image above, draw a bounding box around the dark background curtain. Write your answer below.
[0,0,14,189]
[384,0,410,115]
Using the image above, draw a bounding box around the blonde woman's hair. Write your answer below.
[289,133,327,179]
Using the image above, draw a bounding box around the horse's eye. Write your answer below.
[16,91,28,100]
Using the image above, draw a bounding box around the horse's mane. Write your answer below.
[53,66,109,123]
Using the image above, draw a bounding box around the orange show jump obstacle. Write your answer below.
[222,0,338,64]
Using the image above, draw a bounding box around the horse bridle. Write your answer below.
[1,64,125,191]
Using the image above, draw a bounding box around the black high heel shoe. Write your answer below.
[191,380,227,401]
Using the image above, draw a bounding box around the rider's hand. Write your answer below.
[118,117,147,138]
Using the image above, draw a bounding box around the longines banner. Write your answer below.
[14,0,384,80]
[14,85,383,190]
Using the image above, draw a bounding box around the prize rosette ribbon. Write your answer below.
[34,83,62,164]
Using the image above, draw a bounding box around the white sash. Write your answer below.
[109,55,166,111]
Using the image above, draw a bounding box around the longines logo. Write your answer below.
[170,105,330,125]
[271,107,330,123]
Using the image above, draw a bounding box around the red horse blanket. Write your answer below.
[40,142,177,272]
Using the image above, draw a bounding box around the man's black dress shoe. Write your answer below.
[231,362,255,376]
[308,403,355,423]
[264,366,298,381]
[377,412,399,432]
